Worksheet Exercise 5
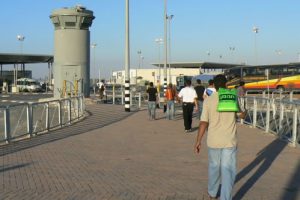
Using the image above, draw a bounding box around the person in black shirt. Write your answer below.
[146,82,158,120]
[194,79,205,119]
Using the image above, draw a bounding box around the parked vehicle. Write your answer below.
[17,78,42,92]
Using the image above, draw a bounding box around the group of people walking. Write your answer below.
[146,78,216,132]
[146,75,247,200]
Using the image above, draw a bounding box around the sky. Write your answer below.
[1,0,300,80]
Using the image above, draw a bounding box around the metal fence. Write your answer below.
[243,96,300,147]
[0,96,85,144]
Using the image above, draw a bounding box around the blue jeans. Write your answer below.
[166,100,175,120]
[148,101,156,119]
[208,147,237,200]
[197,100,203,119]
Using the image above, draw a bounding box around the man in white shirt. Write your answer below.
[178,79,198,133]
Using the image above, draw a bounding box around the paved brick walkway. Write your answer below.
[0,103,299,200]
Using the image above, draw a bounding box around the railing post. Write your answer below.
[138,92,141,108]
[265,99,270,132]
[253,98,257,128]
[113,87,115,105]
[27,104,33,137]
[4,107,11,143]
[81,96,85,114]
[292,106,298,147]
[58,101,62,127]
[77,97,80,119]
[68,99,72,124]
[262,90,266,98]
[279,102,284,131]
[290,91,294,102]
[46,102,50,131]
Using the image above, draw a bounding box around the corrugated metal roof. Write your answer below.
[151,62,242,69]
[0,53,53,64]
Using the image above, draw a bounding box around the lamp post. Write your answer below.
[253,26,259,65]
[91,43,97,95]
[137,50,142,84]
[167,14,174,83]
[163,0,168,97]
[141,56,144,68]
[16,35,25,87]
[17,35,25,53]
[155,38,163,86]
[206,51,211,62]
[275,50,282,63]
[137,50,142,69]
[124,0,131,112]
[229,46,235,63]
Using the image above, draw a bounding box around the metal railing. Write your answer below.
[0,96,85,144]
[243,96,300,147]
[245,89,300,101]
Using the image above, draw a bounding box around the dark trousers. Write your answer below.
[182,102,194,130]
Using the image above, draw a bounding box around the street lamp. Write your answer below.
[17,35,25,53]
[229,46,235,63]
[163,0,168,96]
[124,0,130,112]
[141,56,144,68]
[167,14,174,83]
[16,35,25,87]
[253,26,259,65]
[137,50,142,69]
[206,51,211,62]
[91,43,97,95]
[275,50,282,63]
[155,38,163,85]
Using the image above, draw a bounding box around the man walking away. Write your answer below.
[177,79,198,133]
[146,82,158,120]
[194,79,205,119]
[203,79,216,99]
[194,74,246,200]
[165,83,176,120]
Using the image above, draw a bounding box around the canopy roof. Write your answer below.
[0,53,53,65]
[152,62,242,69]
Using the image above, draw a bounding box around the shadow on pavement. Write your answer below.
[280,159,300,200]
[234,139,287,200]
[0,163,31,173]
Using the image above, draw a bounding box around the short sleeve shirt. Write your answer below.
[178,86,197,103]
[147,87,158,102]
[200,92,237,148]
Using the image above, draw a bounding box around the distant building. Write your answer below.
[111,62,239,85]
[112,68,200,85]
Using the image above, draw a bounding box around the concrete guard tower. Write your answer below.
[50,5,95,98]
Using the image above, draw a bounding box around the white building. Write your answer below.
[112,68,200,85]
[111,62,238,85]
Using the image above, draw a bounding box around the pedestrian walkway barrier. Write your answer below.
[0,96,84,144]
[243,96,300,147]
